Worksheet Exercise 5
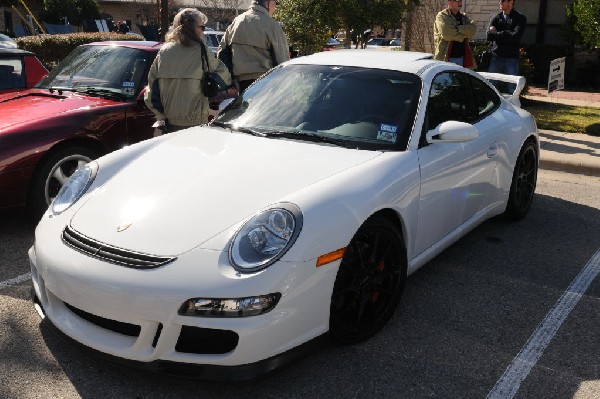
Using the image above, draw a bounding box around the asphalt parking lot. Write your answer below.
[1,170,599,398]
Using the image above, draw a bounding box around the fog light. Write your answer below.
[179,293,281,317]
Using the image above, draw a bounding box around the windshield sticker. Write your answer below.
[121,81,135,96]
[377,123,398,142]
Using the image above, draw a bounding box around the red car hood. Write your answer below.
[0,89,120,131]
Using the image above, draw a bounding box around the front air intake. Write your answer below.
[62,225,176,269]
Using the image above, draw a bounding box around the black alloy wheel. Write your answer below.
[504,140,538,221]
[329,215,407,344]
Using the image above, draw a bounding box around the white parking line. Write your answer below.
[487,249,600,399]
[0,272,31,290]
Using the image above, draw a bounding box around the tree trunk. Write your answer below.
[160,0,169,41]
[536,0,548,44]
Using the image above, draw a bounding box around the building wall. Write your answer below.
[1,0,44,35]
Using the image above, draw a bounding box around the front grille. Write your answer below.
[175,326,239,354]
[62,225,176,269]
[65,302,141,337]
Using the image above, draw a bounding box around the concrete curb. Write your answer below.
[539,157,600,177]
[538,129,600,177]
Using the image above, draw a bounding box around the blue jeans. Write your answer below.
[488,55,519,93]
[448,57,464,66]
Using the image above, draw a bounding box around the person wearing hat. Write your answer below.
[433,0,477,68]
[217,0,289,92]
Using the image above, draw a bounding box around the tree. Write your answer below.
[277,0,337,55]
[41,0,77,24]
[566,0,600,49]
[277,0,412,55]
[76,0,101,25]
[334,0,411,47]
[41,0,100,25]
[402,0,441,52]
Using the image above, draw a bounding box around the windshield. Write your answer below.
[36,45,152,99]
[214,64,421,150]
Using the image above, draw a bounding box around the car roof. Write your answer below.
[286,49,435,74]
[85,41,163,52]
[0,47,34,56]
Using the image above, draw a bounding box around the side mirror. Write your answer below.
[426,121,478,144]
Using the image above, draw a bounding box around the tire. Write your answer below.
[28,146,98,221]
[329,215,407,344]
[504,140,538,221]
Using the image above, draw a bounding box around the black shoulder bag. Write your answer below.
[200,43,227,98]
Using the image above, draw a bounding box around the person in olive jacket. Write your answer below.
[433,0,477,68]
[217,0,289,92]
[487,0,526,92]
[145,8,231,133]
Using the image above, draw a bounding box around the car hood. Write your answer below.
[70,126,381,255]
[0,90,119,131]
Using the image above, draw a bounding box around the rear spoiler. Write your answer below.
[479,72,525,108]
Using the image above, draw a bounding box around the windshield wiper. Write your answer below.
[71,87,127,100]
[211,121,267,137]
[47,87,69,95]
[210,123,350,147]
[262,130,351,148]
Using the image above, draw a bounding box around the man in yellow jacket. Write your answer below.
[217,0,289,92]
[433,0,477,69]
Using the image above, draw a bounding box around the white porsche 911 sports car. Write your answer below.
[30,50,538,380]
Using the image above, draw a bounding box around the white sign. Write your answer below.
[548,57,565,93]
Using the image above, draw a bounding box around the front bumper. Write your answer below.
[29,225,340,377]
[33,290,327,381]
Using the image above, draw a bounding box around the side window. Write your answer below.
[0,57,25,89]
[426,72,477,129]
[468,75,501,119]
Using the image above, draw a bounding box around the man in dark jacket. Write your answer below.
[486,0,526,92]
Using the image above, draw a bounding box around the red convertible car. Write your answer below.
[0,41,162,219]
[0,48,48,94]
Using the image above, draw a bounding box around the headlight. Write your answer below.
[179,293,281,317]
[51,162,97,214]
[229,203,303,273]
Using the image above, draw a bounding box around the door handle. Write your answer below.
[487,144,498,158]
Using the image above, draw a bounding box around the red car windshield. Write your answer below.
[36,45,152,98]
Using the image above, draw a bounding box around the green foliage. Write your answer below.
[16,32,141,68]
[77,0,101,24]
[525,44,570,85]
[523,101,600,135]
[42,0,77,24]
[41,0,100,25]
[278,0,413,56]
[277,0,337,56]
[518,48,535,95]
[565,0,600,49]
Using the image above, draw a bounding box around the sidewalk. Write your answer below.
[538,130,600,177]
[523,86,600,108]
[523,86,600,177]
